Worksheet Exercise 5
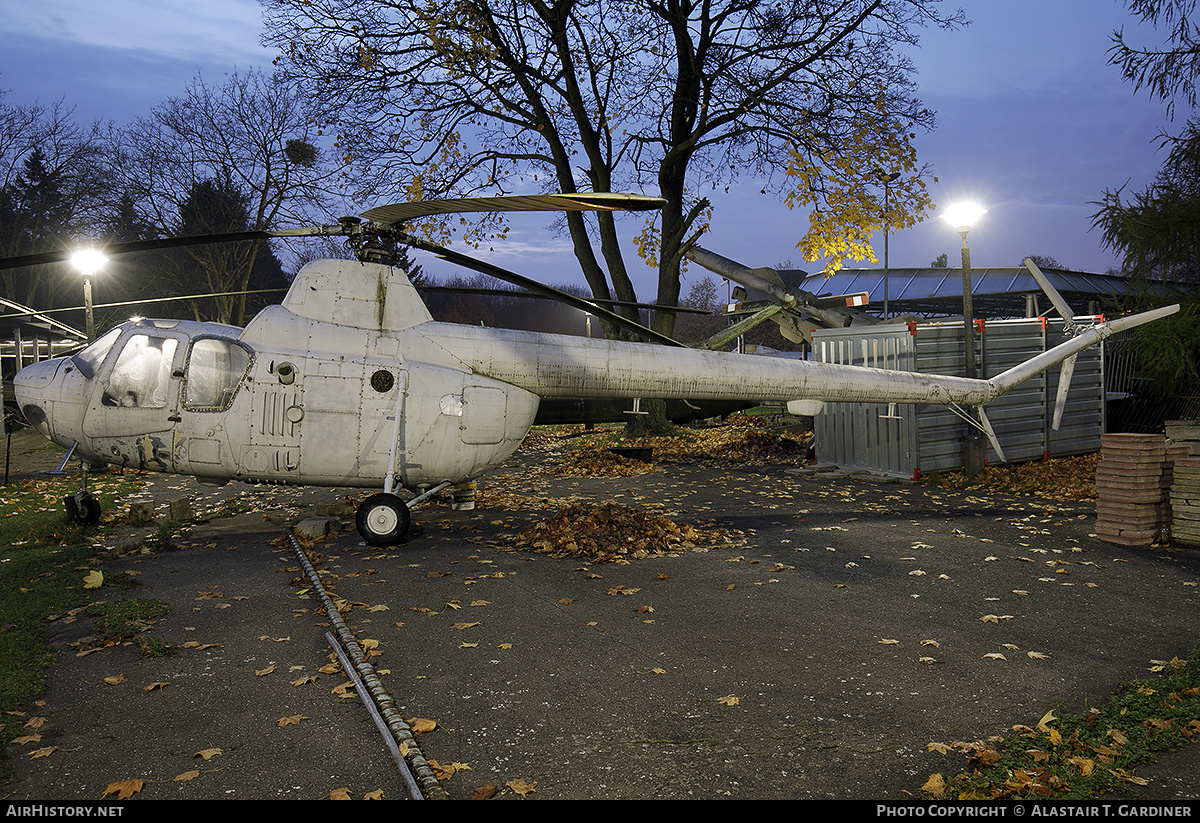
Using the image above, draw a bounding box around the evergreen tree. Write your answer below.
[170,174,276,326]
[0,147,78,309]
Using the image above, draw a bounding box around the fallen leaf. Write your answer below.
[102,779,142,799]
[429,760,457,780]
[1108,768,1149,786]
[472,783,498,800]
[408,717,438,734]
[506,777,538,797]
[921,773,947,798]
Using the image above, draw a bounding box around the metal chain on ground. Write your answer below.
[325,631,424,800]
[288,530,449,800]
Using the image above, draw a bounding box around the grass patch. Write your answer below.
[921,637,1200,800]
[0,471,146,770]
[87,597,171,646]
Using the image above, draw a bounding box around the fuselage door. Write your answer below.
[81,329,187,470]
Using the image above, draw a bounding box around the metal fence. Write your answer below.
[811,317,1105,478]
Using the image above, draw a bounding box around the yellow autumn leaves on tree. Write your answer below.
[784,95,935,276]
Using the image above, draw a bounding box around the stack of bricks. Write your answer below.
[1094,433,1173,546]
[1166,420,1200,546]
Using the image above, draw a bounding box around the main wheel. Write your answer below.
[355,493,411,546]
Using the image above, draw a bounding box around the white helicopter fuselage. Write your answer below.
[13,258,1178,500]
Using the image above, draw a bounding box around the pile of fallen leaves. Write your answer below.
[519,426,587,452]
[705,428,810,462]
[920,453,1100,501]
[538,445,663,477]
[502,501,743,562]
[635,415,812,464]
[523,415,813,470]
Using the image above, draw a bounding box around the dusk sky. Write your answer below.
[0,0,1186,298]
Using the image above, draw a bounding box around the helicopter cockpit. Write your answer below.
[15,318,252,459]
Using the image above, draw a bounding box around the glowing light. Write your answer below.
[939,203,987,231]
[71,249,108,275]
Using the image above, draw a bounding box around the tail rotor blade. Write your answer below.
[1052,354,1077,431]
[1024,258,1078,333]
[1025,257,1082,428]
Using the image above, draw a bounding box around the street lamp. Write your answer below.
[873,169,900,319]
[939,203,987,475]
[71,249,107,340]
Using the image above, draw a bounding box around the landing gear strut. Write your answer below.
[63,455,102,526]
[353,480,455,546]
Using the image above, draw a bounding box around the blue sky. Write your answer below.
[0,0,1184,296]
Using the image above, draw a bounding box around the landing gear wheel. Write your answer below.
[66,493,102,526]
[356,493,411,546]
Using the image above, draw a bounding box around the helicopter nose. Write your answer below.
[13,359,63,439]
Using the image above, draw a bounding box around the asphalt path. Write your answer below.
[1,430,1199,802]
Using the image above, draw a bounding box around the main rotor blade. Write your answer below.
[402,235,685,347]
[0,193,666,270]
[362,192,667,226]
[416,286,712,314]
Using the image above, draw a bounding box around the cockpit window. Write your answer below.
[182,337,252,412]
[102,334,179,408]
[70,327,122,380]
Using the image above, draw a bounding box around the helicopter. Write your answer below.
[4,193,1179,545]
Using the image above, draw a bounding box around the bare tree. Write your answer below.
[263,0,959,338]
[111,69,339,325]
[0,92,111,309]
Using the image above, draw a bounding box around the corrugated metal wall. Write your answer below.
[812,317,1104,478]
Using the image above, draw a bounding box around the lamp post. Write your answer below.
[71,249,107,340]
[873,169,900,319]
[939,203,987,475]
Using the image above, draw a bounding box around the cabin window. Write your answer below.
[102,334,179,408]
[71,327,122,380]
[182,337,252,412]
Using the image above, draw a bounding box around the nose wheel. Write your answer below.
[65,492,102,526]
[355,492,411,546]
[62,452,102,526]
